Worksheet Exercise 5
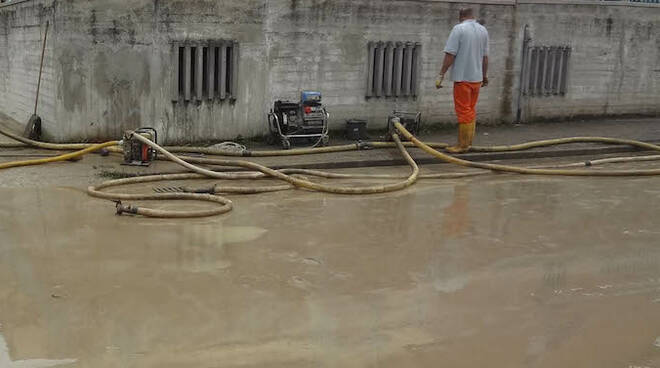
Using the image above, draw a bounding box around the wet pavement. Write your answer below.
[1,163,660,367]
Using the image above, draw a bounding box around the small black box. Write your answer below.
[346,119,368,141]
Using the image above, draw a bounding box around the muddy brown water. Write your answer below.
[1,172,660,367]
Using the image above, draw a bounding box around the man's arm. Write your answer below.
[441,53,455,76]
[436,53,455,89]
[482,56,489,87]
[482,28,489,87]
[437,27,460,89]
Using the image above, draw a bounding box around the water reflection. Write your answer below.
[174,224,267,273]
[442,184,471,239]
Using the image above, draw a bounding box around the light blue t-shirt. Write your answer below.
[443,19,489,83]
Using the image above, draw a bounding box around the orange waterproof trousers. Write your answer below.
[453,82,482,124]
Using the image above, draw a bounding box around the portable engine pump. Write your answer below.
[388,110,421,138]
[122,127,158,166]
[267,91,329,149]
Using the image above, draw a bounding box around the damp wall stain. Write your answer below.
[92,48,150,135]
[58,46,88,113]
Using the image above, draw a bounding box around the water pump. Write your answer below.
[122,128,158,166]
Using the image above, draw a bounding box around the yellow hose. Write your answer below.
[164,142,366,157]
[163,141,449,157]
[0,124,121,152]
[0,142,28,148]
[85,131,419,218]
[88,175,233,219]
[471,137,660,153]
[7,119,660,218]
[558,154,660,167]
[156,137,660,157]
[129,131,420,195]
[4,118,660,158]
[393,121,660,177]
[0,141,118,170]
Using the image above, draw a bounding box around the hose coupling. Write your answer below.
[192,186,215,194]
[357,141,373,150]
[114,200,139,216]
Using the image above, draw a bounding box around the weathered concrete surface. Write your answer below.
[1,162,660,367]
[520,3,660,121]
[0,0,658,144]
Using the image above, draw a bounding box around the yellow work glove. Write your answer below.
[435,74,445,89]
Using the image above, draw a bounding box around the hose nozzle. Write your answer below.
[113,200,139,216]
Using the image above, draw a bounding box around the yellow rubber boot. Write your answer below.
[446,124,467,153]
[446,120,475,154]
[466,119,476,147]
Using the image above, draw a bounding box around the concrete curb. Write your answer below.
[104,140,660,179]
[264,141,660,171]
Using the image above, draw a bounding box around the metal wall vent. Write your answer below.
[366,41,421,98]
[522,46,571,97]
[171,41,239,103]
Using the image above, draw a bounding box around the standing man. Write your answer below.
[436,8,489,153]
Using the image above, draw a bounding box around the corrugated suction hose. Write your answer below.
[5,118,660,218]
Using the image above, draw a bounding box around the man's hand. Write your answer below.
[482,76,489,87]
[435,74,445,89]
[438,53,454,89]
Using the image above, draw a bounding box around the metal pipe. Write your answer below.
[366,42,375,97]
[230,41,239,100]
[393,42,403,96]
[219,42,227,100]
[548,46,557,94]
[540,46,548,96]
[402,42,414,96]
[195,45,204,101]
[374,42,384,97]
[184,46,191,101]
[516,25,530,123]
[384,42,394,96]
[171,44,180,102]
[208,44,215,100]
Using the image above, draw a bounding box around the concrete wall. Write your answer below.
[520,3,660,120]
[0,0,55,134]
[265,1,519,135]
[0,0,658,143]
[50,0,270,143]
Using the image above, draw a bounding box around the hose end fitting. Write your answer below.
[114,200,139,216]
[357,141,372,150]
[190,186,215,194]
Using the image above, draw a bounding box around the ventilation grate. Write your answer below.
[522,46,570,97]
[171,40,239,103]
[366,41,421,98]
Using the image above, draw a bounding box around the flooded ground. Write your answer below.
[1,163,660,367]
